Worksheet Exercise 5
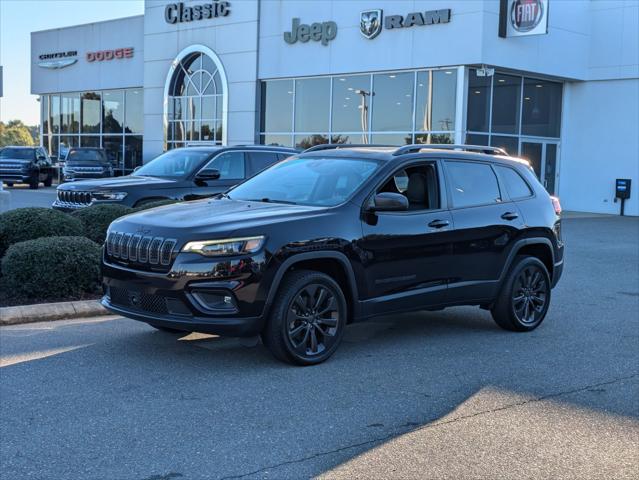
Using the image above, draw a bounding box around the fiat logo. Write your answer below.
[510,0,543,32]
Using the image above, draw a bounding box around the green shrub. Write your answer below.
[72,204,133,244]
[132,199,178,212]
[0,207,84,258]
[1,236,101,301]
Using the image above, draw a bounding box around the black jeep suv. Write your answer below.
[102,144,564,365]
[53,145,296,211]
[62,147,114,182]
[0,146,55,189]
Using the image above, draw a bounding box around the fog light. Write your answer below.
[191,290,239,314]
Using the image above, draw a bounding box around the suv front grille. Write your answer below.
[106,231,177,270]
[108,287,191,316]
[57,190,92,205]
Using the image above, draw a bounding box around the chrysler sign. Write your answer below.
[499,0,549,37]
[37,51,78,69]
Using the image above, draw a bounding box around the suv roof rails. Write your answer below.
[184,142,222,148]
[303,143,394,153]
[393,144,508,156]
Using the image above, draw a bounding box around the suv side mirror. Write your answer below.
[372,192,409,212]
[195,168,221,181]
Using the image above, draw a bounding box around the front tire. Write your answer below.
[261,270,347,366]
[43,172,53,187]
[28,172,39,190]
[491,256,551,332]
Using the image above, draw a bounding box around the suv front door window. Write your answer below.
[358,161,453,312]
[188,151,246,201]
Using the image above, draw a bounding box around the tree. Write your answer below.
[0,120,36,147]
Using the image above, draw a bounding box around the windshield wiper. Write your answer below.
[247,198,298,205]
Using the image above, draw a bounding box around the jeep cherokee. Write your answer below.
[101,144,564,365]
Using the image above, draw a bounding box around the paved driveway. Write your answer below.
[0,184,58,212]
[1,216,638,479]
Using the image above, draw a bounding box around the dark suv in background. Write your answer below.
[102,144,564,365]
[53,145,297,210]
[0,146,54,189]
[62,147,114,182]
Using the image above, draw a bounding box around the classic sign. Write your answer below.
[360,8,451,39]
[37,51,78,69]
[86,48,134,62]
[284,18,338,46]
[499,0,549,37]
[164,1,230,24]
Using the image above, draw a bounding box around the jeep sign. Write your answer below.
[499,0,549,38]
[284,18,338,46]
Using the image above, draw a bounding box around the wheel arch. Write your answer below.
[264,252,360,323]
[133,196,172,208]
[502,237,555,282]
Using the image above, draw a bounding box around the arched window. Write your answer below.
[165,46,227,149]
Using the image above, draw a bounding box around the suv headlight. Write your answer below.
[91,191,127,201]
[182,236,265,257]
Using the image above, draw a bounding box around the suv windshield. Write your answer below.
[0,148,35,160]
[66,149,107,163]
[229,157,380,207]
[134,149,212,178]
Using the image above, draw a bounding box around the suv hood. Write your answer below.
[111,197,326,238]
[0,158,33,166]
[58,175,176,191]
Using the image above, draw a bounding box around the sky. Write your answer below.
[0,0,144,126]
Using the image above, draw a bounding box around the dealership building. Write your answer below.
[31,0,638,215]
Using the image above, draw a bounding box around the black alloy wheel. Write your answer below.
[262,270,347,365]
[492,256,551,332]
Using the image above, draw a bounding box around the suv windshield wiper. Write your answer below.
[246,198,298,205]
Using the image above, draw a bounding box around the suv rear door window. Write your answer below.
[247,152,279,175]
[495,165,533,199]
[445,161,501,208]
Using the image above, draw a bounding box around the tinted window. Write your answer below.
[103,90,124,134]
[66,149,107,162]
[260,80,293,133]
[135,149,211,178]
[204,151,245,180]
[416,69,457,132]
[125,89,143,134]
[495,166,533,199]
[522,79,562,137]
[229,157,379,207]
[467,70,491,132]
[491,74,521,134]
[295,78,330,132]
[247,152,279,174]
[446,161,501,208]
[81,92,101,133]
[0,148,35,160]
[331,75,371,133]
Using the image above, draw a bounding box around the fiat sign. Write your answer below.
[499,0,549,38]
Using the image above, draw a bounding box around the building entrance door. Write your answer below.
[520,140,560,195]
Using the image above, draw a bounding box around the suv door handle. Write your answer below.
[428,219,450,229]
[501,212,519,221]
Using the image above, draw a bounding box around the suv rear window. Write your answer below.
[495,165,533,199]
[446,161,501,208]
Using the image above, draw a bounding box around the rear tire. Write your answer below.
[491,256,551,332]
[261,270,347,366]
[5,182,14,187]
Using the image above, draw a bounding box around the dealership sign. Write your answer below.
[164,1,230,24]
[499,0,549,37]
[86,48,134,62]
[284,18,338,46]
[37,51,78,69]
[360,8,452,39]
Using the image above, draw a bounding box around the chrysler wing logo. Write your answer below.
[360,9,383,39]
[37,58,78,69]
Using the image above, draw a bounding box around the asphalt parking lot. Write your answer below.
[0,183,58,212]
[1,215,638,479]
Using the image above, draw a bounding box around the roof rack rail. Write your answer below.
[393,144,508,156]
[303,143,394,153]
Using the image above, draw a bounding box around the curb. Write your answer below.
[0,299,110,326]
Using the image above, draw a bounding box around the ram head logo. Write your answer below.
[360,9,383,39]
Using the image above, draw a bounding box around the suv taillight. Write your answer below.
[550,196,562,215]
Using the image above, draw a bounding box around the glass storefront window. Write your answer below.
[41,96,50,135]
[125,89,143,134]
[416,69,457,133]
[124,136,143,172]
[103,90,124,134]
[331,75,372,133]
[261,134,293,147]
[415,133,454,144]
[81,92,101,134]
[491,74,521,134]
[466,133,489,146]
[80,136,101,148]
[261,80,293,133]
[295,134,329,149]
[371,72,414,132]
[59,135,79,160]
[103,136,124,171]
[490,135,519,155]
[522,79,562,137]
[294,78,330,133]
[50,95,61,134]
[61,93,80,134]
[467,70,491,132]
[370,133,412,145]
